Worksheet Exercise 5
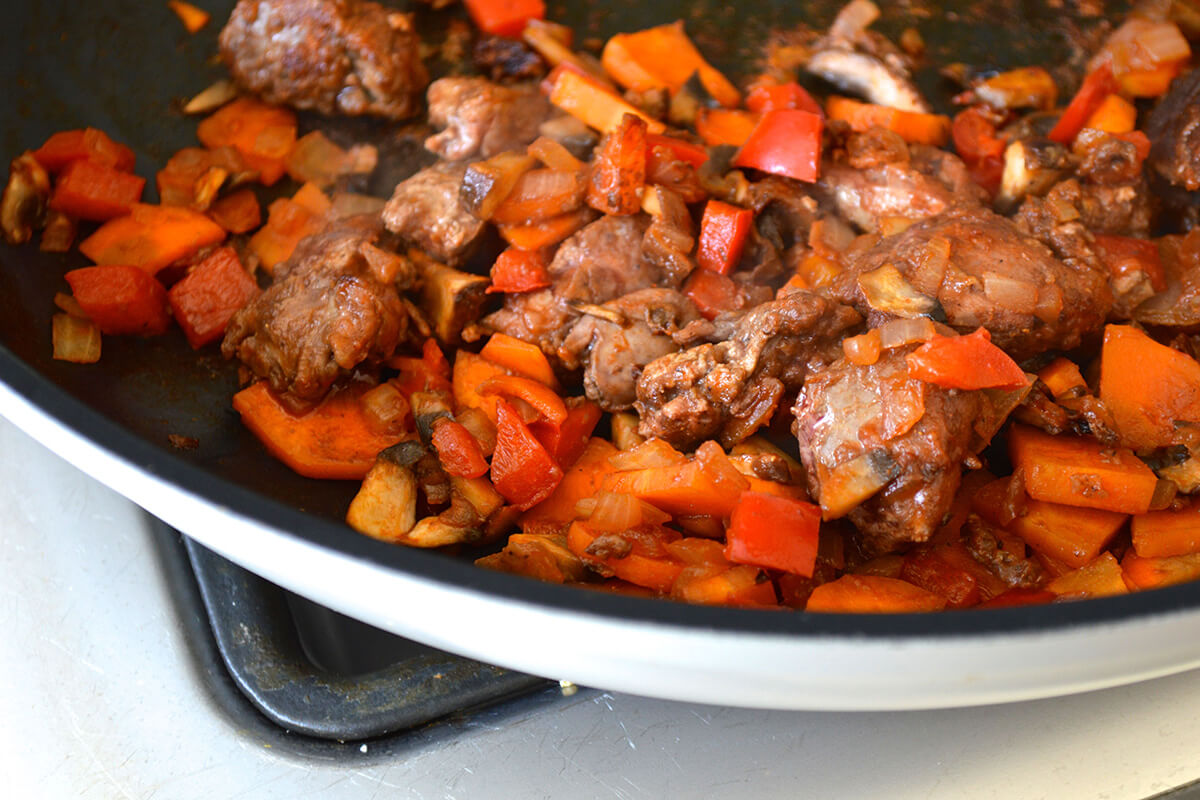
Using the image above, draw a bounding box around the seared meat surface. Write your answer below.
[548,215,663,304]
[482,288,575,358]
[1146,65,1200,192]
[559,289,701,411]
[793,347,987,556]
[223,216,410,400]
[833,205,1112,359]
[382,161,485,264]
[219,0,427,119]
[817,130,985,232]
[635,290,861,450]
[424,77,553,161]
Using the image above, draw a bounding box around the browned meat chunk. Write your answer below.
[473,37,546,83]
[635,290,862,450]
[817,131,985,232]
[792,347,987,556]
[222,216,409,400]
[382,161,485,264]
[482,288,575,359]
[1146,66,1200,191]
[559,289,701,411]
[424,78,553,161]
[1037,177,1153,238]
[549,215,663,304]
[219,0,427,119]
[834,205,1112,359]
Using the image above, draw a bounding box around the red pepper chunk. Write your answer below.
[167,247,260,348]
[645,134,708,168]
[1048,64,1117,144]
[64,265,170,337]
[464,0,545,37]
[49,159,146,222]
[724,492,821,577]
[33,128,136,173]
[532,398,602,468]
[487,247,551,294]
[683,268,741,320]
[745,82,822,116]
[491,399,563,510]
[733,109,823,183]
[696,199,753,275]
[906,328,1028,390]
[431,419,490,479]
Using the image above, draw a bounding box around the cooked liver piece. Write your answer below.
[548,215,662,304]
[559,289,701,411]
[219,0,427,119]
[817,132,985,232]
[833,205,1112,360]
[482,287,576,360]
[634,290,861,450]
[222,216,409,400]
[1146,66,1200,192]
[793,347,985,556]
[425,78,552,161]
[382,161,485,264]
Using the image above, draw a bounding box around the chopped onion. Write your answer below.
[183,80,238,115]
[983,272,1040,313]
[829,0,880,42]
[460,151,537,220]
[609,438,688,471]
[1091,18,1191,74]
[53,292,88,319]
[858,263,943,318]
[488,167,586,225]
[1033,284,1064,323]
[843,329,883,366]
[39,211,75,253]
[809,216,856,254]
[51,313,100,364]
[820,449,899,520]
[286,131,378,189]
[360,381,410,435]
[330,192,386,219]
[877,316,936,350]
[456,407,497,457]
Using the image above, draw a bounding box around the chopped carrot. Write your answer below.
[247,196,324,274]
[600,22,740,108]
[1008,496,1128,569]
[547,68,665,135]
[479,374,568,427]
[1083,93,1137,134]
[1099,324,1200,450]
[487,247,552,294]
[806,574,947,613]
[586,113,647,216]
[673,564,778,607]
[49,159,145,221]
[523,437,618,525]
[33,127,135,173]
[1122,550,1200,590]
[453,350,512,426]
[1008,424,1158,514]
[1036,357,1087,400]
[167,0,210,33]
[1117,58,1187,98]
[207,189,261,234]
[566,521,684,593]
[1046,552,1129,599]
[232,381,407,480]
[603,451,749,519]
[463,0,544,37]
[480,333,559,389]
[695,108,759,148]
[167,247,260,348]
[64,265,171,337]
[196,97,297,186]
[826,96,951,146]
[497,208,592,250]
[1131,501,1200,558]
[79,203,226,275]
[291,181,332,217]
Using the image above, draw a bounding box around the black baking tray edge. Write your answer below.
[146,515,575,760]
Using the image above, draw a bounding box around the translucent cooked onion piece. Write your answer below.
[983,271,1040,313]
[876,316,936,350]
[51,313,101,364]
[819,449,900,520]
[360,381,411,435]
[857,263,944,319]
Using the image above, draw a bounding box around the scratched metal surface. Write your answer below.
[5,416,1200,799]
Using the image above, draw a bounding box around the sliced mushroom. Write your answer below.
[806,49,930,113]
[346,457,420,542]
[1,152,50,246]
[460,151,537,220]
[409,249,490,346]
[610,411,645,451]
[476,532,590,583]
[818,448,901,520]
[996,138,1071,212]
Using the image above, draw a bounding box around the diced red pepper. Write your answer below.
[745,82,822,116]
[645,134,708,168]
[463,0,545,37]
[491,399,563,510]
[64,265,170,337]
[724,492,821,577]
[899,545,983,609]
[431,419,490,478]
[733,109,823,183]
[683,268,741,320]
[167,247,260,348]
[422,337,452,381]
[906,328,1029,390]
[1093,233,1167,293]
[587,112,647,215]
[532,398,602,468]
[1048,64,1117,144]
[33,128,136,173]
[696,199,753,275]
[487,247,551,294]
[951,108,1006,194]
[48,159,146,221]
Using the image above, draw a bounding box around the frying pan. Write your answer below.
[5,0,1200,711]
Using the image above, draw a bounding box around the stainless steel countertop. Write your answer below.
[3,415,1199,799]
